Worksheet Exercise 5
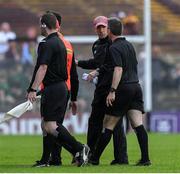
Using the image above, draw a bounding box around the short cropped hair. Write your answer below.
[40,13,57,29]
[108,17,123,36]
[46,11,62,25]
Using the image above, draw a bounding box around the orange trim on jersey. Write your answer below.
[58,33,73,91]
[39,83,44,90]
[39,33,73,91]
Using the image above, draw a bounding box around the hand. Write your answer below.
[106,92,115,107]
[69,101,77,115]
[27,92,37,103]
[87,70,98,82]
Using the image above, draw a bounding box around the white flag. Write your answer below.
[0,100,33,123]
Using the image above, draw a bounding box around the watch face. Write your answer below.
[30,88,37,92]
[110,88,116,92]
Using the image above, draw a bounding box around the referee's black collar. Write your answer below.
[114,37,126,42]
[47,32,58,39]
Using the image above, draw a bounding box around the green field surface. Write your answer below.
[0,133,180,173]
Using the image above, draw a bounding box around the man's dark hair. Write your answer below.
[108,17,123,36]
[40,13,57,29]
[46,11,62,25]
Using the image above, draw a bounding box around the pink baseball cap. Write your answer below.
[93,16,108,28]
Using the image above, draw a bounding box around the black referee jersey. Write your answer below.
[28,32,67,91]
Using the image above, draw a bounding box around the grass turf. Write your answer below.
[0,133,180,173]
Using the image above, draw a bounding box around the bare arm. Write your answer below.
[31,65,47,90]
[111,66,123,90]
[106,66,123,107]
[27,65,47,103]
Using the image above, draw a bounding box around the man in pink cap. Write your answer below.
[93,16,107,26]
[76,16,128,165]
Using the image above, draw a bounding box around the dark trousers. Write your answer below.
[87,103,128,162]
[113,118,128,162]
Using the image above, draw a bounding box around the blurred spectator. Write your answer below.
[152,46,174,90]
[110,10,126,19]
[0,22,16,61]
[151,45,175,110]
[0,73,9,106]
[7,64,29,101]
[122,11,140,35]
[174,64,180,90]
[5,39,20,62]
[0,72,15,108]
[117,11,126,19]
[21,26,38,65]
[110,10,139,35]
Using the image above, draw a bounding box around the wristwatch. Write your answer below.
[29,88,37,92]
[109,87,116,93]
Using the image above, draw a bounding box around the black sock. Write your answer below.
[51,143,61,163]
[61,142,76,156]
[56,141,76,157]
[134,125,150,161]
[92,128,113,161]
[56,125,83,153]
[40,134,55,163]
[51,143,76,164]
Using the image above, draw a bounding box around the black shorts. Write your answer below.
[41,81,68,121]
[56,91,70,125]
[105,83,144,117]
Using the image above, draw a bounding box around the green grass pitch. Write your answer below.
[0,133,180,173]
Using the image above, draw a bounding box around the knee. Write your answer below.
[103,120,114,131]
[131,121,142,129]
[44,125,52,134]
[44,124,57,136]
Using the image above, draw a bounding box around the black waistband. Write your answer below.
[121,81,139,84]
[44,80,65,87]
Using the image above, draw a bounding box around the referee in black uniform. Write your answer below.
[27,13,89,167]
[90,17,151,166]
[32,11,79,166]
[77,16,128,165]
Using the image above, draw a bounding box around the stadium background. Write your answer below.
[0,0,180,135]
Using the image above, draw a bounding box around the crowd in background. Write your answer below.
[0,22,38,111]
[110,10,140,35]
[0,14,180,112]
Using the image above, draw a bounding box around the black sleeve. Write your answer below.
[27,40,53,92]
[78,42,106,69]
[37,41,53,65]
[70,53,79,101]
[78,57,104,69]
[109,46,122,67]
